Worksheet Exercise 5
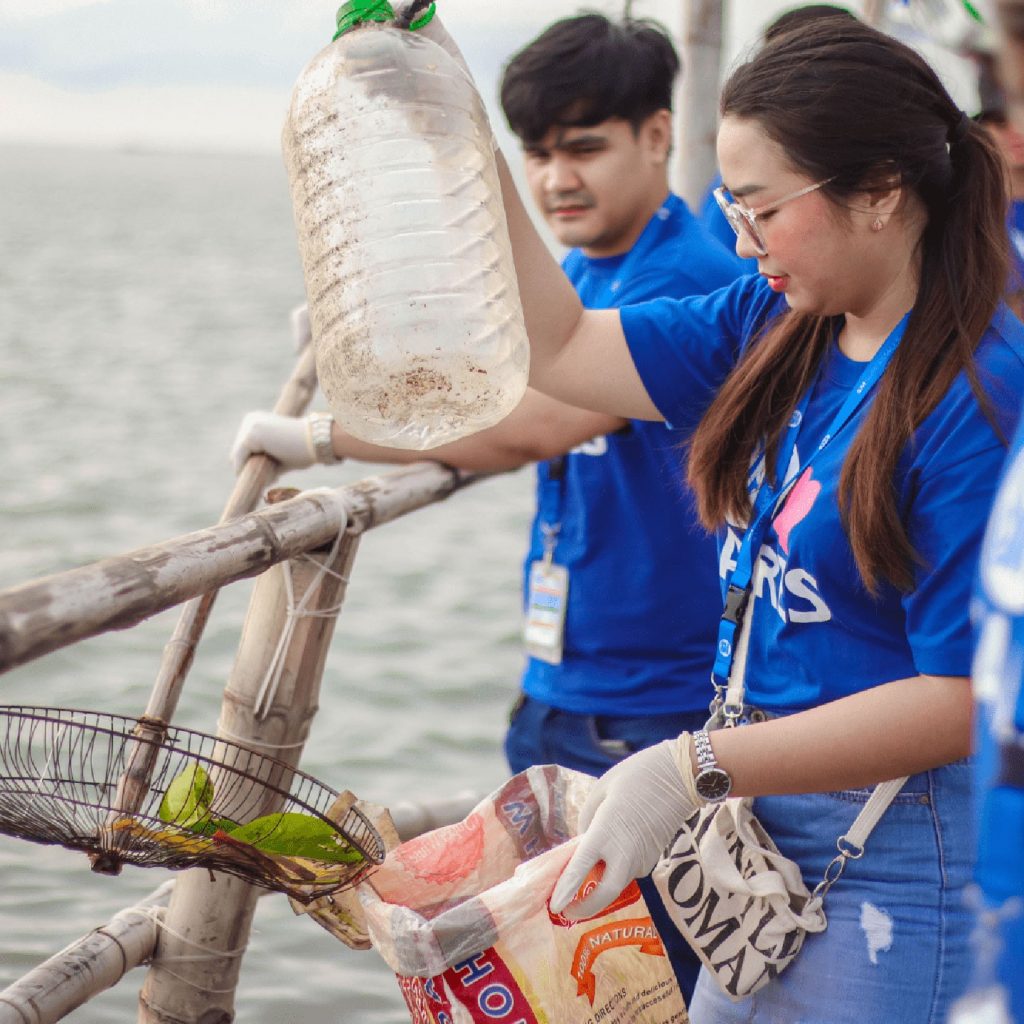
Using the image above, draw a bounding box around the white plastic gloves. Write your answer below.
[230,411,318,475]
[549,734,704,920]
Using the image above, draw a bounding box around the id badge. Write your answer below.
[523,561,569,664]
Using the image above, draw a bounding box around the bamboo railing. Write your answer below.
[0,463,474,676]
[0,460,489,1023]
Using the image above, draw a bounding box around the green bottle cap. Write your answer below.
[407,2,436,30]
[333,0,395,41]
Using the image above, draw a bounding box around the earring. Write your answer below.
[871,217,884,232]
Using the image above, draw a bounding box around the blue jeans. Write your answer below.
[689,758,976,1024]
[504,693,710,1003]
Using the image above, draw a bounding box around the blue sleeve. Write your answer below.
[903,343,1024,676]
[621,273,779,437]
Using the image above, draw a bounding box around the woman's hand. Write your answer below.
[550,735,702,920]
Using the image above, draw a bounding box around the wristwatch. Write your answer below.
[308,412,338,465]
[692,729,733,803]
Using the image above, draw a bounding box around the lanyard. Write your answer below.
[710,313,910,699]
[538,196,679,554]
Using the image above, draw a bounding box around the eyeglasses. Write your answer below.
[712,178,835,257]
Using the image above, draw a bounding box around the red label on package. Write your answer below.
[443,947,539,1024]
[397,974,456,1024]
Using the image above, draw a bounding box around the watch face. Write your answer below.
[695,767,732,802]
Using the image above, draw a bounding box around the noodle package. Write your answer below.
[360,765,689,1024]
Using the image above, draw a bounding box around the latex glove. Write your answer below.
[549,735,703,920]
[230,411,316,475]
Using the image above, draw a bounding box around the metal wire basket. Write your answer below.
[0,706,386,903]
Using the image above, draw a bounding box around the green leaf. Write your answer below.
[158,763,214,828]
[225,812,364,863]
[184,816,239,837]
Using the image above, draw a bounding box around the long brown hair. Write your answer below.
[687,19,1010,594]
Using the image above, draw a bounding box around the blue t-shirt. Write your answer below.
[521,194,746,715]
[621,273,1024,710]
[971,417,1024,1017]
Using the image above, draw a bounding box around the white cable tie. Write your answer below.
[253,560,301,720]
[214,720,307,751]
[292,604,345,618]
[150,965,240,994]
[254,526,346,721]
[152,913,250,959]
[301,553,351,585]
[108,905,249,977]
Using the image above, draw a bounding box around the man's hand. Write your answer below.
[231,411,318,475]
[549,735,703,920]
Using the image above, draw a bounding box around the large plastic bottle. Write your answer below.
[282,0,530,450]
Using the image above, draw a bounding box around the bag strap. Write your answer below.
[722,560,908,903]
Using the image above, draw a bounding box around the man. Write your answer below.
[231,13,743,999]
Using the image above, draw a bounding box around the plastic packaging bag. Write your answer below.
[360,765,689,1023]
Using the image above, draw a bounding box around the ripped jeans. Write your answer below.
[689,758,975,1024]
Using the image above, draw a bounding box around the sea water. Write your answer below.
[0,144,531,1023]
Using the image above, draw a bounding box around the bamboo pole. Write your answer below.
[90,331,319,870]
[676,0,725,209]
[142,341,318,730]
[861,0,885,28]
[389,789,482,842]
[138,495,359,1024]
[0,780,485,1024]
[998,2,1024,129]
[0,462,473,675]
[0,882,173,1024]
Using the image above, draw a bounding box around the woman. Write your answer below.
[478,17,1024,1024]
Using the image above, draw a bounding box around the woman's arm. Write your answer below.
[706,673,972,795]
[550,673,971,917]
[494,152,665,421]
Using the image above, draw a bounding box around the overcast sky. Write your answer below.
[0,0,979,154]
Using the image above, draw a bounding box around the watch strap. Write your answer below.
[692,729,718,772]
[307,412,338,465]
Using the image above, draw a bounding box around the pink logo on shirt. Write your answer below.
[774,467,821,554]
